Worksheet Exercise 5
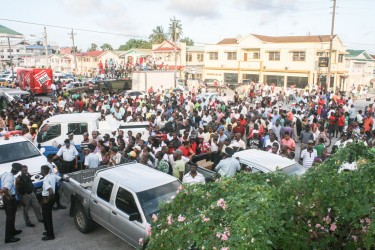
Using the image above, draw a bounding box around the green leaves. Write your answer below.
[145,143,375,249]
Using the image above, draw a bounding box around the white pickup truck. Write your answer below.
[62,163,180,248]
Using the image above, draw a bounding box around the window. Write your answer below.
[338,54,344,63]
[208,52,218,60]
[317,52,325,56]
[269,52,280,61]
[0,141,41,164]
[242,74,259,82]
[293,52,305,61]
[186,53,192,62]
[226,52,237,60]
[36,124,61,143]
[67,123,88,135]
[197,53,204,62]
[287,76,308,89]
[224,73,238,84]
[264,75,284,87]
[253,52,260,59]
[97,178,113,202]
[116,187,141,218]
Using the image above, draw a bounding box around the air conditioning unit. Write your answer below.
[285,67,289,70]
[263,66,266,70]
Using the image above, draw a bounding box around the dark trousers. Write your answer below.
[42,197,55,237]
[61,160,75,174]
[3,196,16,241]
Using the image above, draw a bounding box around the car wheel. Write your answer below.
[74,204,94,233]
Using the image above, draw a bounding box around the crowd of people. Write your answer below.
[1,78,375,243]
[1,81,375,174]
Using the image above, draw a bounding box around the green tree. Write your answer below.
[87,43,98,51]
[100,43,113,51]
[168,18,183,42]
[149,26,167,44]
[145,143,375,249]
[180,37,194,46]
[118,39,151,51]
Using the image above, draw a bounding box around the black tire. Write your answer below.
[74,204,94,233]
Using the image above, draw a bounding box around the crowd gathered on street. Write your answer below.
[1,78,375,243]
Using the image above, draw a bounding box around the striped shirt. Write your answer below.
[300,149,318,169]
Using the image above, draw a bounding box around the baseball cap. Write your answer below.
[133,145,141,151]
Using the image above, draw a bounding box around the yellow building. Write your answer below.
[204,34,348,90]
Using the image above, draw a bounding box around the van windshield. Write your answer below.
[281,163,306,176]
[37,124,61,143]
[136,180,180,223]
[0,141,41,164]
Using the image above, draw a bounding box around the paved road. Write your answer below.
[0,194,132,250]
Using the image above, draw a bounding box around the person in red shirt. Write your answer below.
[337,112,346,137]
[281,132,296,153]
[328,113,336,138]
[178,141,195,159]
[363,113,374,139]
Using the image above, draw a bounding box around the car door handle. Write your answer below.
[93,200,98,204]
[112,211,117,215]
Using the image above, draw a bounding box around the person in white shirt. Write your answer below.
[84,144,100,169]
[109,146,122,166]
[299,140,318,169]
[183,164,205,184]
[53,139,79,173]
[40,165,69,241]
[230,133,246,150]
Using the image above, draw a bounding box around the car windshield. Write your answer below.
[0,141,41,164]
[137,180,180,223]
[280,163,306,176]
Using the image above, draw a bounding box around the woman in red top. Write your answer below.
[178,141,195,159]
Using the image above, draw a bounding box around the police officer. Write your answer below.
[53,139,79,173]
[40,165,69,241]
[15,165,43,227]
[1,163,23,243]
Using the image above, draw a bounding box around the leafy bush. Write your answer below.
[145,143,375,249]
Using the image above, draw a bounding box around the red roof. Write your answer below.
[153,40,181,52]
[82,51,104,57]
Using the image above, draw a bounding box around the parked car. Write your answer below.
[0,133,48,207]
[62,81,89,92]
[120,90,146,99]
[196,92,220,109]
[233,149,306,176]
[62,163,180,248]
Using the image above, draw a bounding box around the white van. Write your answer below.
[36,113,150,156]
[0,133,48,207]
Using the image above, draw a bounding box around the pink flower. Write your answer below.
[221,248,228,250]
[217,198,228,210]
[360,219,364,224]
[178,185,184,190]
[330,223,337,232]
[152,214,158,222]
[176,189,180,194]
[145,225,152,236]
[323,216,331,224]
[167,214,173,225]
[178,214,185,222]
[362,226,368,233]
[221,233,229,241]
[352,235,357,242]
[365,218,372,224]
[315,223,321,228]
[139,238,144,245]
[203,217,210,222]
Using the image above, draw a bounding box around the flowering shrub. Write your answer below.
[145,143,375,249]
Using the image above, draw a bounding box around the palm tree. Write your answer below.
[149,26,167,44]
[168,18,183,43]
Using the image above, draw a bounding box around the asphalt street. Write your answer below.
[0,193,132,250]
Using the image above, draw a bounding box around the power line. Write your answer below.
[0,17,149,39]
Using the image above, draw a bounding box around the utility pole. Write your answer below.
[327,0,337,92]
[69,29,78,74]
[44,27,49,68]
[7,37,14,81]
[171,16,180,88]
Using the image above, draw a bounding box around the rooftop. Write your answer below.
[217,38,238,45]
[252,34,335,43]
[98,163,178,192]
[0,24,23,38]
[346,49,373,60]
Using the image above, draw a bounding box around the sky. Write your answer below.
[0,0,374,53]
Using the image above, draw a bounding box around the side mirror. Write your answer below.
[40,147,46,154]
[129,213,141,222]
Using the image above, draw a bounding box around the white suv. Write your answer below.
[0,133,48,207]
